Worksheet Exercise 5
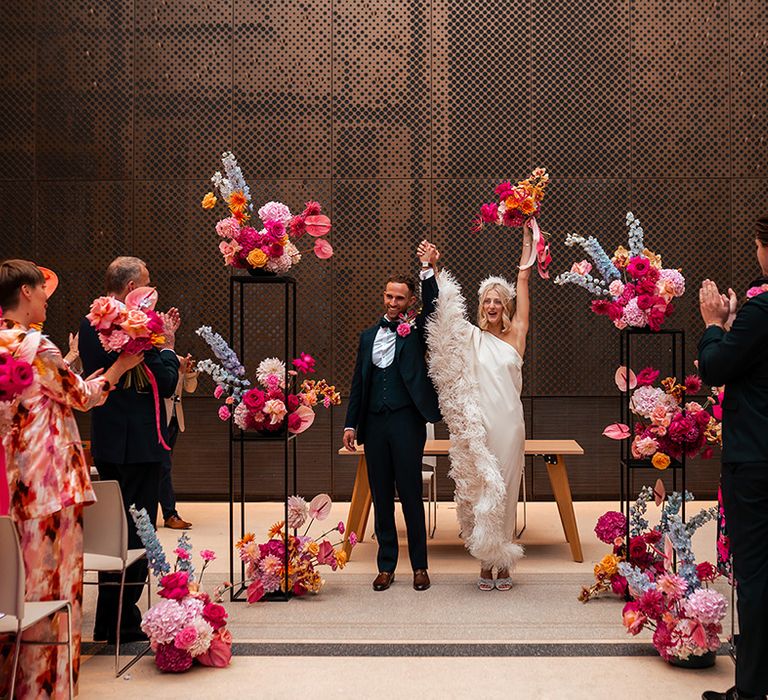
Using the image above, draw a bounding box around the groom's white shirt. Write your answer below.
[372,267,434,369]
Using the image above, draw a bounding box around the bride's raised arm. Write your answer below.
[512,223,532,344]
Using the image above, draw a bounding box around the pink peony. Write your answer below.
[174,625,198,651]
[258,202,292,224]
[594,511,627,544]
[668,414,700,444]
[218,405,231,421]
[309,493,332,521]
[155,642,193,672]
[87,296,125,331]
[630,386,664,418]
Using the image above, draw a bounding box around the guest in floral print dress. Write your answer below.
[0,260,141,699]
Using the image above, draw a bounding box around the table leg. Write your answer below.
[343,454,372,560]
[545,454,584,563]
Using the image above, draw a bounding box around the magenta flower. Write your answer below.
[174,625,198,651]
[155,642,193,672]
[684,375,702,394]
[396,322,411,337]
[174,548,190,560]
[158,571,190,600]
[218,405,231,421]
[214,385,225,399]
[349,532,358,547]
[594,511,627,544]
[200,549,216,563]
[292,353,316,374]
[635,367,660,386]
[337,521,345,535]
[480,203,498,223]
[626,256,651,279]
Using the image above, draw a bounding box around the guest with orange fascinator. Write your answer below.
[0,259,142,699]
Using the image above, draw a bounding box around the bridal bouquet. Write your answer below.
[129,506,232,673]
[235,493,357,602]
[603,366,721,465]
[473,167,552,278]
[554,213,685,331]
[196,326,340,433]
[203,151,333,274]
[580,487,726,664]
[87,287,170,447]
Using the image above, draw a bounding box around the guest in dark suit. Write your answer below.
[699,216,768,700]
[79,256,180,642]
[343,241,441,592]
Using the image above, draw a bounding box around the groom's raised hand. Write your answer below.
[417,240,440,267]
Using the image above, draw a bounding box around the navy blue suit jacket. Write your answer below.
[698,293,768,464]
[345,275,441,444]
[79,317,180,464]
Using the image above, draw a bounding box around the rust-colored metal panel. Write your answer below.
[333,0,431,178]
[632,0,730,178]
[533,0,630,178]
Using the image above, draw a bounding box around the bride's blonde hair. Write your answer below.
[477,281,516,333]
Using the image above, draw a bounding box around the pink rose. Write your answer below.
[174,625,198,651]
[243,388,266,413]
[287,411,302,432]
[87,296,125,331]
[202,603,228,631]
[626,256,651,279]
[158,571,190,600]
[218,405,231,421]
[396,322,411,337]
[219,238,243,265]
[570,260,593,276]
[622,602,647,635]
[263,399,287,425]
[121,309,151,339]
[608,280,624,297]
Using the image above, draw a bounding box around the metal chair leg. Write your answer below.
[114,567,126,677]
[515,465,527,539]
[9,621,22,700]
[66,602,74,700]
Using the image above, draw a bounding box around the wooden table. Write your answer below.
[338,438,584,562]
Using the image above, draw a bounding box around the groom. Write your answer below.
[343,241,441,591]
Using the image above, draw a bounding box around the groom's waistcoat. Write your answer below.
[369,361,411,413]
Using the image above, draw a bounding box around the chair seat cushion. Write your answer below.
[0,600,69,633]
[83,549,145,572]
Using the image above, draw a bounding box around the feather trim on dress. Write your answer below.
[425,269,524,570]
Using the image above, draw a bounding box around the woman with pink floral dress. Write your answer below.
[0,260,140,698]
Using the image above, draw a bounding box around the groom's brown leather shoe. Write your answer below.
[413,569,430,591]
[372,571,395,591]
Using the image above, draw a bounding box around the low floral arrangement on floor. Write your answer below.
[87,287,171,447]
[579,486,726,663]
[554,212,685,331]
[196,326,340,433]
[129,506,232,673]
[472,167,552,278]
[603,366,722,466]
[203,151,333,274]
[235,493,357,602]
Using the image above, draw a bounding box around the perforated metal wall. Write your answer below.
[2,0,766,499]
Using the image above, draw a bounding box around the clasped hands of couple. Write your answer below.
[699,279,737,330]
[84,306,182,407]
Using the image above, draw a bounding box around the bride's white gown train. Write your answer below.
[426,270,525,570]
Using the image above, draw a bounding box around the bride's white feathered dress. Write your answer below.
[426,270,525,570]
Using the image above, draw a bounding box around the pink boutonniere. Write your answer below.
[396,310,417,337]
[746,284,768,299]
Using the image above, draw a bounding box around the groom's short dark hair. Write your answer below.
[386,275,416,295]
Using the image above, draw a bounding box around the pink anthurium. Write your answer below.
[663,535,674,571]
[304,214,332,237]
[314,238,333,259]
[614,366,637,391]
[125,286,158,311]
[653,478,666,507]
[603,423,630,440]
[288,405,315,434]
[309,493,332,521]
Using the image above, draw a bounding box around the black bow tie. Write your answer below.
[379,318,400,331]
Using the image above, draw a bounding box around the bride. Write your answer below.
[426,225,532,590]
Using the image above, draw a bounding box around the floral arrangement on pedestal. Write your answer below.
[203,152,333,275]
[554,213,685,331]
[234,493,357,602]
[579,487,727,665]
[602,366,722,467]
[129,506,232,673]
[472,167,552,278]
[195,325,340,433]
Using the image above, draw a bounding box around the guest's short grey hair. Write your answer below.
[105,256,146,294]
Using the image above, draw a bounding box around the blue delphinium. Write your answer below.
[629,485,654,536]
[618,561,654,594]
[553,270,613,296]
[559,233,621,285]
[129,505,171,579]
[196,326,247,377]
[196,359,251,402]
[211,151,251,209]
[626,212,645,256]
[175,532,195,582]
